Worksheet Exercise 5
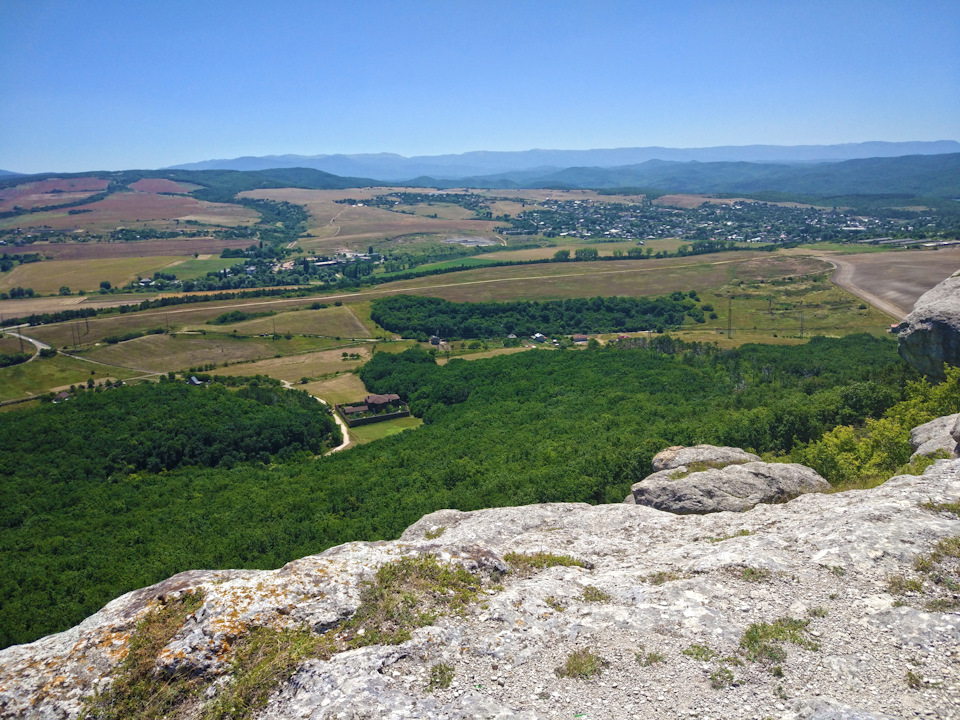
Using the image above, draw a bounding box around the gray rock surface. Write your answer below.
[630,460,830,514]
[2,458,959,719]
[898,272,960,380]
[910,413,959,460]
[651,444,761,472]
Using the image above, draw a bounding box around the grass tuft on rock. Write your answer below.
[202,628,335,720]
[343,554,484,648]
[555,648,609,679]
[504,551,590,574]
[740,617,819,669]
[81,592,205,720]
[427,662,454,691]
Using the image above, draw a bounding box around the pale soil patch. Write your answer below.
[0,191,103,212]
[222,346,372,384]
[127,178,198,194]
[0,177,109,211]
[473,188,645,203]
[810,246,960,317]
[0,237,251,261]
[239,188,502,251]
[0,192,259,232]
[655,194,818,209]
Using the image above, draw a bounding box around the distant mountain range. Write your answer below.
[3,148,959,202]
[0,170,22,178]
[169,141,960,181]
[422,153,960,196]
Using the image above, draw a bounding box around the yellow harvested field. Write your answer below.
[303,373,369,406]
[216,305,373,338]
[220,347,372,383]
[0,257,185,295]
[82,333,324,373]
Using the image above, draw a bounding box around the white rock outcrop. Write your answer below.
[898,272,960,380]
[627,458,830,514]
[651,444,761,472]
[910,413,960,460]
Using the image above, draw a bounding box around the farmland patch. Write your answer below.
[0,256,183,295]
[0,192,259,232]
[220,346,372,384]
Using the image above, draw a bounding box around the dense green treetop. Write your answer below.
[0,336,910,648]
[370,293,704,339]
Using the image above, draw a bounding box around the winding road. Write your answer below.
[279,379,351,455]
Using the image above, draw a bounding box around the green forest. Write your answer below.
[370,293,705,339]
[0,335,919,649]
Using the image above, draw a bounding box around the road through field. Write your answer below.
[818,256,907,320]
[815,247,960,321]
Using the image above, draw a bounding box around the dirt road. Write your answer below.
[818,256,908,320]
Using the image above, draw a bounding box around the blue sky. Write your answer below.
[1,0,958,173]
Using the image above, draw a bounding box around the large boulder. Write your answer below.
[909,413,960,460]
[897,272,960,380]
[629,460,830,514]
[651,444,760,472]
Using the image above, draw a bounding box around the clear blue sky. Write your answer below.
[1,0,958,173]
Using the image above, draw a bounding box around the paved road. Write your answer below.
[3,327,50,362]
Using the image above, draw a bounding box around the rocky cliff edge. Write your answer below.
[1,455,958,720]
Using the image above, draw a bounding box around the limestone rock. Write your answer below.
[2,461,960,720]
[909,412,959,460]
[897,271,960,380]
[631,460,830,514]
[650,443,760,472]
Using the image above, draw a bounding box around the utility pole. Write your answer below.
[800,312,804,340]
[727,298,732,339]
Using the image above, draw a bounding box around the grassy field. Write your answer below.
[219,346,372,383]
[348,415,423,444]
[0,354,141,402]
[662,272,893,348]
[4,245,944,400]
[164,256,238,280]
[363,253,825,303]
[0,335,26,354]
[204,305,374,338]
[436,346,533,364]
[0,257,186,295]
